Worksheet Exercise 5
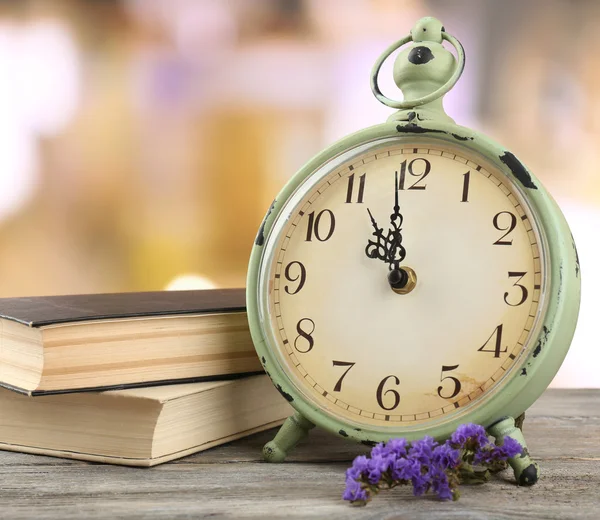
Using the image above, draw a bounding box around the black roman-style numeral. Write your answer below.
[283,261,306,295]
[504,271,528,306]
[461,171,470,202]
[332,360,355,392]
[478,324,507,358]
[376,375,400,410]
[345,173,366,203]
[294,318,315,353]
[398,158,430,190]
[493,211,517,245]
[306,210,335,242]
[437,364,462,399]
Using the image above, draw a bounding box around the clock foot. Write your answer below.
[487,415,540,486]
[263,412,315,462]
[515,412,525,430]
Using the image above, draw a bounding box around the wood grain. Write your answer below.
[0,389,598,519]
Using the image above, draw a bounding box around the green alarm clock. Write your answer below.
[246,17,580,486]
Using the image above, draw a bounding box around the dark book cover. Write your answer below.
[1,372,264,396]
[0,288,246,327]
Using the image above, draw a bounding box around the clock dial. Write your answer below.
[260,139,547,430]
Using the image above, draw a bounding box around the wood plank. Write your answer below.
[0,458,597,519]
[526,389,600,418]
[0,389,597,519]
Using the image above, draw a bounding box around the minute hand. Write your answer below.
[386,170,406,270]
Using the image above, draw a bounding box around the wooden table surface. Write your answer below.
[0,389,598,519]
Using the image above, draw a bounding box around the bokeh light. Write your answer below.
[0,0,595,387]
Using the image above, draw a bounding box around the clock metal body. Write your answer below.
[246,17,580,486]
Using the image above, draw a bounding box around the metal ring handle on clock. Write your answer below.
[370,30,465,110]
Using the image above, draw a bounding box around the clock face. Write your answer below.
[258,138,548,431]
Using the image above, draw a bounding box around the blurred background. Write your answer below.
[0,0,596,387]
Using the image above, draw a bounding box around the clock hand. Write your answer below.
[365,208,389,262]
[364,171,406,268]
[386,170,406,271]
[364,171,413,293]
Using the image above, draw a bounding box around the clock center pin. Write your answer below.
[388,266,417,294]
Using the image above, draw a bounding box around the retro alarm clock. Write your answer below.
[246,17,580,486]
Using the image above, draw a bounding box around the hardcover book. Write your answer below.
[0,374,291,466]
[0,289,262,395]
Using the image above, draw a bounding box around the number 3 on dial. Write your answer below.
[505,271,528,306]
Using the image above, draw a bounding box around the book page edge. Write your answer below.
[0,418,285,467]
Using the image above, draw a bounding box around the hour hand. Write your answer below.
[365,208,388,262]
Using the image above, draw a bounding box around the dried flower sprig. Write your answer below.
[343,423,523,504]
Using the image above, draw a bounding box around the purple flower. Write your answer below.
[450,423,489,449]
[497,436,523,458]
[427,466,454,501]
[391,456,421,481]
[474,436,523,465]
[342,423,526,507]
[432,442,460,469]
[411,474,429,497]
[366,454,392,484]
[473,449,494,465]
[346,455,369,481]
[408,436,438,464]
[370,442,388,458]
[370,438,408,459]
[386,438,408,457]
[342,478,368,502]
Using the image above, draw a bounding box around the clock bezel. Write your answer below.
[257,136,548,431]
[247,120,580,444]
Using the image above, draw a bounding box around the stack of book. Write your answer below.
[0,289,291,466]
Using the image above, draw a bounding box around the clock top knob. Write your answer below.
[393,19,456,117]
[410,16,444,43]
[370,17,465,122]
